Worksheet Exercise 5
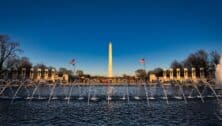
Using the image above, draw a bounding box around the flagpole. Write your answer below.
[142,58,150,106]
[144,59,146,82]
[70,59,76,81]
[73,64,76,78]
[143,58,146,72]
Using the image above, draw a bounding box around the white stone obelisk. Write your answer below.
[108,42,113,78]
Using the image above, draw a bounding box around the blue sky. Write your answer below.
[0,0,222,76]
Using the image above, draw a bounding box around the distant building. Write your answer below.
[156,67,206,83]
[7,68,69,83]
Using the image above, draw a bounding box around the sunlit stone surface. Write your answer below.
[216,56,222,87]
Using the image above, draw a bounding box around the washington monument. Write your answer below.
[108,42,113,78]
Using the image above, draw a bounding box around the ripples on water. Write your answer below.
[0,100,222,126]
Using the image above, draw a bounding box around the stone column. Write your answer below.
[21,68,26,79]
[51,69,55,82]
[176,68,180,80]
[44,69,48,80]
[37,68,41,80]
[30,68,34,80]
[63,74,69,83]
[192,68,196,80]
[200,67,205,79]
[184,68,188,80]
[163,69,167,80]
[170,68,174,80]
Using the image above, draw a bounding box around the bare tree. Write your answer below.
[34,64,47,70]
[58,67,73,77]
[19,57,32,69]
[183,50,209,69]
[135,69,147,80]
[210,50,220,65]
[76,70,84,77]
[171,60,183,69]
[4,57,20,70]
[149,67,163,77]
[208,50,220,78]
[0,35,22,76]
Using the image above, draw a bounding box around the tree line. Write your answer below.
[170,49,220,78]
[0,35,85,79]
[135,50,220,80]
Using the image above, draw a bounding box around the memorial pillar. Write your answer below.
[44,69,48,80]
[170,68,174,80]
[51,69,55,82]
[37,68,41,80]
[184,68,188,80]
[192,68,196,80]
[163,68,167,80]
[30,68,34,80]
[176,68,180,80]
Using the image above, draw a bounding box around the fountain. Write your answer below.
[106,85,113,104]
[194,85,205,103]
[48,83,57,103]
[67,80,79,104]
[29,82,40,102]
[142,80,150,106]
[11,81,24,103]
[204,81,219,101]
[126,80,130,104]
[77,84,84,100]
[0,69,222,105]
[0,80,11,95]
[87,82,91,105]
[177,83,187,104]
[91,85,99,101]
[160,84,169,104]
[134,80,141,100]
